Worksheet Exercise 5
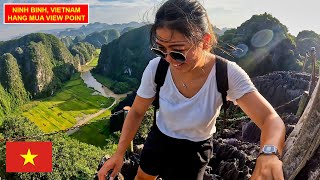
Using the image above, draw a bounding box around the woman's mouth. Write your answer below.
[173,63,183,67]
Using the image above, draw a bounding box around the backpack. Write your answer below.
[152,56,231,127]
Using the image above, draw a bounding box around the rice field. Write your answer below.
[70,110,116,148]
[22,73,114,133]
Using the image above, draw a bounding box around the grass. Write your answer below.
[92,73,114,89]
[81,49,101,72]
[88,49,101,67]
[21,73,114,133]
[70,110,115,148]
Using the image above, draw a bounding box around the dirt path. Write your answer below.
[66,108,107,135]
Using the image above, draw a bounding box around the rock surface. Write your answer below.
[252,71,311,114]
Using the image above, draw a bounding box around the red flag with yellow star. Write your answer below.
[6,141,52,172]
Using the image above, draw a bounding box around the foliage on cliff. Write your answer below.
[70,42,96,65]
[0,84,12,119]
[83,29,120,48]
[94,25,155,93]
[0,53,29,118]
[296,30,320,73]
[0,33,79,98]
[216,13,301,76]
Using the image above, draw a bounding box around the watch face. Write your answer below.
[263,145,276,154]
[265,146,273,152]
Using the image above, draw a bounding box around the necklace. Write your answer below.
[181,81,190,88]
[180,56,208,89]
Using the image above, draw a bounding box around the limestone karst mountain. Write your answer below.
[0,33,80,98]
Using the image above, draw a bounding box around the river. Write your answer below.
[80,71,128,103]
[66,71,129,135]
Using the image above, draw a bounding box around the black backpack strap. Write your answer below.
[152,58,169,127]
[215,55,230,128]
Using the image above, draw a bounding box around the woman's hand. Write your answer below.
[250,154,284,180]
[97,154,124,180]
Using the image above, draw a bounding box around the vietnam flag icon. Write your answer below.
[6,141,52,172]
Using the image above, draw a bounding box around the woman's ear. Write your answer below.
[202,33,212,50]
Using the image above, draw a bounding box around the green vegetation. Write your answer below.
[21,73,114,132]
[0,53,29,118]
[0,116,108,179]
[60,36,74,48]
[92,73,114,88]
[94,72,138,94]
[216,13,300,76]
[296,30,320,74]
[55,22,142,38]
[0,84,12,119]
[70,110,119,150]
[134,109,153,144]
[70,42,96,65]
[93,25,152,93]
[81,49,101,72]
[88,49,101,67]
[120,27,135,35]
[0,33,79,98]
[83,29,120,48]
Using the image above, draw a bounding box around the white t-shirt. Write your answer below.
[137,57,257,142]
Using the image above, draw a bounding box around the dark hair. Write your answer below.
[150,0,217,50]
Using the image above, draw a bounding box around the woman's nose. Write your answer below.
[165,53,174,63]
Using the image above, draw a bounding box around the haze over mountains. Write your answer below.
[42,22,144,38]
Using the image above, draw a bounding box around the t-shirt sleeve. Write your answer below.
[136,58,160,98]
[226,61,257,104]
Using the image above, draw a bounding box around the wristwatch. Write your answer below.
[259,145,281,160]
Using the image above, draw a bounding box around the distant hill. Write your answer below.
[43,22,143,38]
[70,42,96,65]
[82,29,121,48]
[0,33,80,99]
[121,27,136,35]
[93,25,154,92]
[213,26,230,36]
[217,13,301,76]
[60,29,122,48]
[296,30,320,58]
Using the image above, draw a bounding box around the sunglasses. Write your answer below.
[150,45,193,63]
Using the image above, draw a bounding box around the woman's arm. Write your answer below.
[237,91,286,180]
[98,95,154,180]
[115,95,155,157]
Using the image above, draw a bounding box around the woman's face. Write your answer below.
[155,27,205,73]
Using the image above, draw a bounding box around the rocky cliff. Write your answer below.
[0,33,80,98]
[70,42,96,65]
[0,53,29,117]
[252,71,311,114]
[94,25,154,81]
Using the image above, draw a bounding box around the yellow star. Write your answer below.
[20,149,38,166]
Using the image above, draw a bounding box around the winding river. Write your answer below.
[80,71,128,104]
[67,71,129,135]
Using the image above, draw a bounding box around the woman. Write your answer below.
[98,0,285,179]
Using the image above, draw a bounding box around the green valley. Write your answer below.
[21,73,114,132]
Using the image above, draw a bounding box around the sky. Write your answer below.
[0,0,319,41]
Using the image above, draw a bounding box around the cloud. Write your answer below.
[0,0,320,40]
[207,7,234,14]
